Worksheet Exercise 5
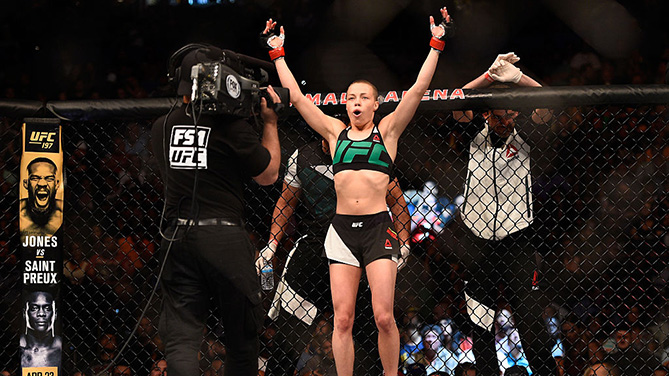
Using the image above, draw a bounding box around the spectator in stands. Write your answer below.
[87,234,121,285]
[654,366,669,376]
[559,317,589,376]
[296,332,328,375]
[400,322,424,372]
[419,324,459,376]
[650,303,669,368]
[204,359,224,376]
[300,335,336,376]
[259,324,292,376]
[403,362,426,376]
[114,223,143,277]
[112,364,132,376]
[583,362,620,376]
[150,359,167,376]
[587,336,608,367]
[569,43,601,73]
[504,365,529,376]
[607,322,660,376]
[453,362,476,376]
[201,333,226,366]
[495,309,531,375]
[90,332,118,375]
[128,314,162,375]
[294,316,333,372]
[63,240,90,285]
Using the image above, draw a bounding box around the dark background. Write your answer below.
[1,0,668,102]
[0,1,668,376]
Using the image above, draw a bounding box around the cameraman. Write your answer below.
[151,46,282,376]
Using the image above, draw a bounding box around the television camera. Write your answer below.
[168,43,289,117]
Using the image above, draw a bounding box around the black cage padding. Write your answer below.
[2,84,668,120]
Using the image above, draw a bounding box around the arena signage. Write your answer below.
[20,118,63,376]
[304,88,465,106]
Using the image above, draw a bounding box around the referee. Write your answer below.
[452,53,555,375]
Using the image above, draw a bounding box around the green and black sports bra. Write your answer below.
[332,125,394,176]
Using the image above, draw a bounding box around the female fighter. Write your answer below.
[259,8,453,375]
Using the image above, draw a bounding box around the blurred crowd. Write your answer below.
[0,0,668,375]
[0,105,666,375]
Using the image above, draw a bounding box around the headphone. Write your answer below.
[166,43,216,89]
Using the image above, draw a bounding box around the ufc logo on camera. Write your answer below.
[169,126,211,169]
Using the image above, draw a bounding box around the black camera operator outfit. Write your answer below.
[152,45,281,376]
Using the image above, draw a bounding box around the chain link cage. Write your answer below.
[0,88,667,376]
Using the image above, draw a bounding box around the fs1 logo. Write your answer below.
[169,126,211,169]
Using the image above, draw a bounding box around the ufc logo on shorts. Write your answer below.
[169,126,211,169]
[351,222,363,228]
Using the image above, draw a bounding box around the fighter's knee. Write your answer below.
[334,312,355,333]
[374,311,396,333]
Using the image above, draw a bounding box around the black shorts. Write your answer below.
[324,211,399,267]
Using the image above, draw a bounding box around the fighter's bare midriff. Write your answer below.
[334,169,390,215]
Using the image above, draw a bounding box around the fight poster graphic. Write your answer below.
[20,118,63,375]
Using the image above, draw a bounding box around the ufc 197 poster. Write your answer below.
[20,118,63,376]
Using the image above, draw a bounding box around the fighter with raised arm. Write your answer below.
[259,7,452,375]
[256,138,411,375]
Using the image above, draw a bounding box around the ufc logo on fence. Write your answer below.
[169,126,211,169]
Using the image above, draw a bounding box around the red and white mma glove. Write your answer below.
[484,52,521,83]
[429,12,455,52]
[260,28,285,61]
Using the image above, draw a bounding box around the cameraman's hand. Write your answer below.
[255,241,278,275]
[260,85,281,124]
